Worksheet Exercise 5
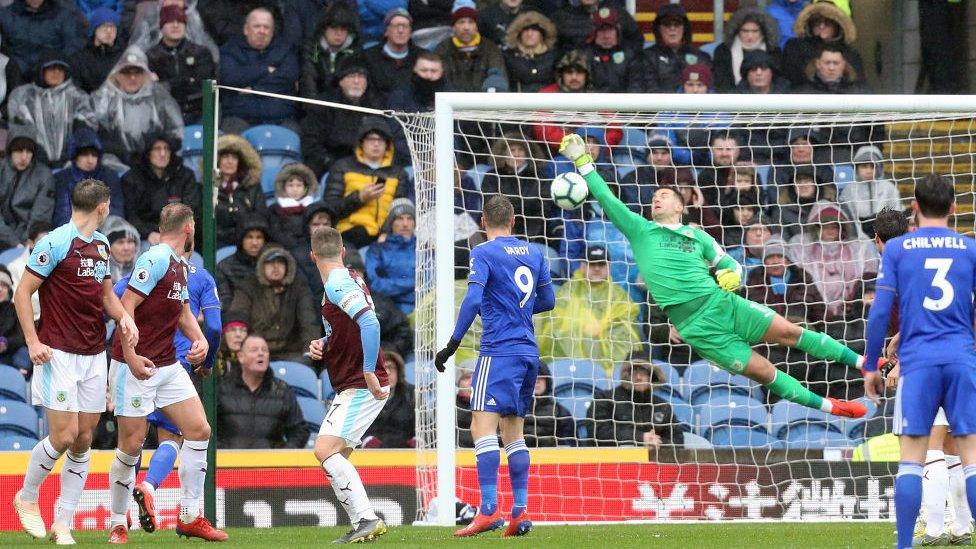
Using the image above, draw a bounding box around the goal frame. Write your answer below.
[429,92,976,526]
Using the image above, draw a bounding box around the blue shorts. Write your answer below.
[895,362,976,436]
[470,355,539,417]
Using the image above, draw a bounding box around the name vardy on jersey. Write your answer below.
[902,236,968,250]
[504,246,529,255]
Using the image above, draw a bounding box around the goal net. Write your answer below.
[397,93,976,525]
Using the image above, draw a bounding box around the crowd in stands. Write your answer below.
[0,0,948,452]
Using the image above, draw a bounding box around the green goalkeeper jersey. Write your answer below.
[580,166,742,310]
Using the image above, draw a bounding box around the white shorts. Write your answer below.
[111,360,197,417]
[318,388,388,447]
[32,349,107,413]
[934,407,949,427]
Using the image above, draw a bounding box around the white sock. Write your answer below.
[924,449,949,536]
[110,449,139,526]
[178,439,209,522]
[323,453,376,524]
[54,449,91,527]
[22,437,63,503]
[322,455,358,524]
[948,455,972,535]
[819,398,833,413]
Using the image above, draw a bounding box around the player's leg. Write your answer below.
[499,356,538,537]
[919,424,950,543]
[758,308,864,370]
[943,434,973,542]
[133,413,182,533]
[942,362,976,546]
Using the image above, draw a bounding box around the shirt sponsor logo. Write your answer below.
[77,257,98,278]
[338,291,365,312]
[168,281,185,301]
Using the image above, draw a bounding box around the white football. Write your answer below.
[550,172,588,210]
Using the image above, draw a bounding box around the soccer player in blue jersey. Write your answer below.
[110,248,222,534]
[434,195,556,538]
[864,174,976,549]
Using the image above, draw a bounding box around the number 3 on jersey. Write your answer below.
[514,265,535,308]
[923,257,954,311]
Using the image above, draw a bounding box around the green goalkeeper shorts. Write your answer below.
[672,290,776,374]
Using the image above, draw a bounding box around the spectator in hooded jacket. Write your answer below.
[7,50,97,168]
[300,1,361,99]
[768,164,837,237]
[0,127,55,249]
[70,7,125,93]
[641,3,710,93]
[128,0,220,61]
[217,335,308,449]
[213,133,267,247]
[523,363,575,447]
[551,0,643,54]
[712,7,781,93]
[324,116,409,248]
[268,162,318,250]
[103,215,140,281]
[734,50,790,94]
[434,4,508,93]
[479,0,536,48]
[502,10,557,93]
[363,8,421,104]
[793,42,866,94]
[218,6,300,133]
[146,3,217,123]
[744,236,825,333]
[216,214,267,311]
[838,145,902,237]
[365,198,417,314]
[362,351,416,448]
[229,246,320,364]
[301,54,383,179]
[92,45,184,169]
[52,127,125,225]
[781,0,863,88]
[121,133,200,244]
[0,0,85,77]
[583,6,642,93]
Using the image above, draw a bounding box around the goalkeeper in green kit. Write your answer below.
[559,134,866,418]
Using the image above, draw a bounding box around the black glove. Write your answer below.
[434,339,461,372]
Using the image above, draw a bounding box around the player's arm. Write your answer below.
[326,275,388,400]
[118,289,155,380]
[14,272,49,365]
[103,279,138,348]
[864,248,898,403]
[559,134,644,239]
[696,227,743,291]
[179,303,209,366]
[435,248,490,372]
[533,253,555,313]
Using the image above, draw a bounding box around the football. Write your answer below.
[550,172,589,210]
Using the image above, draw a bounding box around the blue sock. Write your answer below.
[505,439,529,519]
[964,465,976,529]
[895,461,923,549]
[145,440,179,489]
[474,435,499,516]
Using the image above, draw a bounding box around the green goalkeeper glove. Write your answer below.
[559,134,593,168]
[715,269,741,292]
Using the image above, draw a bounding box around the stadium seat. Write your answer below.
[783,423,854,449]
[242,125,301,159]
[833,164,856,193]
[653,361,685,399]
[696,390,768,433]
[708,425,783,448]
[548,359,611,392]
[464,164,492,191]
[681,432,712,449]
[653,389,695,429]
[216,246,236,263]
[685,361,759,402]
[0,434,38,450]
[0,365,27,402]
[404,359,416,385]
[699,40,722,57]
[271,361,319,399]
[296,396,326,435]
[553,384,598,421]
[0,247,23,265]
[755,165,771,188]
[0,401,39,438]
[182,124,204,179]
[770,400,833,439]
[319,370,336,401]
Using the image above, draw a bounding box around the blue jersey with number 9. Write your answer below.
[468,236,552,356]
[878,226,976,373]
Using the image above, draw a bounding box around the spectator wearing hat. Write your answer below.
[479,0,535,49]
[769,164,836,237]
[300,1,361,99]
[268,163,318,250]
[146,3,217,123]
[70,6,124,93]
[727,217,776,278]
[121,132,201,244]
[434,3,508,93]
[128,0,220,61]
[362,351,417,448]
[793,42,865,94]
[7,50,97,168]
[712,6,781,93]
[679,63,712,94]
[523,362,575,447]
[588,352,686,447]
[744,236,825,332]
[216,214,268,311]
[782,0,863,89]
[52,127,125,225]
[213,134,267,248]
[641,3,710,93]
[734,50,789,94]
[503,11,557,93]
[301,54,383,179]
[103,216,140,281]
[551,0,643,54]
[0,128,54,249]
[838,145,902,238]
[618,133,683,212]
[217,311,248,376]
[0,0,85,77]
[537,245,641,375]
[325,116,408,248]
[364,8,420,103]
[291,201,365,305]
[229,246,319,364]
[584,6,643,93]
[92,45,183,168]
[0,267,28,376]
[219,6,300,134]
[358,0,406,43]
[365,198,417,314]
[387,52,448,165]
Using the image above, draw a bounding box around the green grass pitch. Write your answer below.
[0,523,898,548]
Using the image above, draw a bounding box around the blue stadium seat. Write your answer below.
[699,40,722,57]
[553,384,598,421]
[548,359,611,392]
[652,361,685,399]
[708,425,782,448]
[464,164,492,191]
[216,246,236,263]
[0,434,38,450]
[696,390,768,433]
[0,401,39,438]
[319,370,335,401]
[296,396,325,434]
[271,361,319,399]
[182,124,204,179]
[755,165,771,188]
[784,423,854,449]
[404,359,416,386]
[833,164,856,193]
[0,366,27,402]
[653,389,695,429]
[685,361,759,402]
[242,125,301,158]
[770,400,833,439]
[0,247,23,265]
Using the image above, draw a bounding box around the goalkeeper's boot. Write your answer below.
[132,481,158,533]
[13,489,46,539]
[914,532,951,546]
[454,510,504,537]
[502,512,533,537]
[176,514,229,542]
[826,397,867,418]
[107,524,128,545]
[344,518,387,543]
